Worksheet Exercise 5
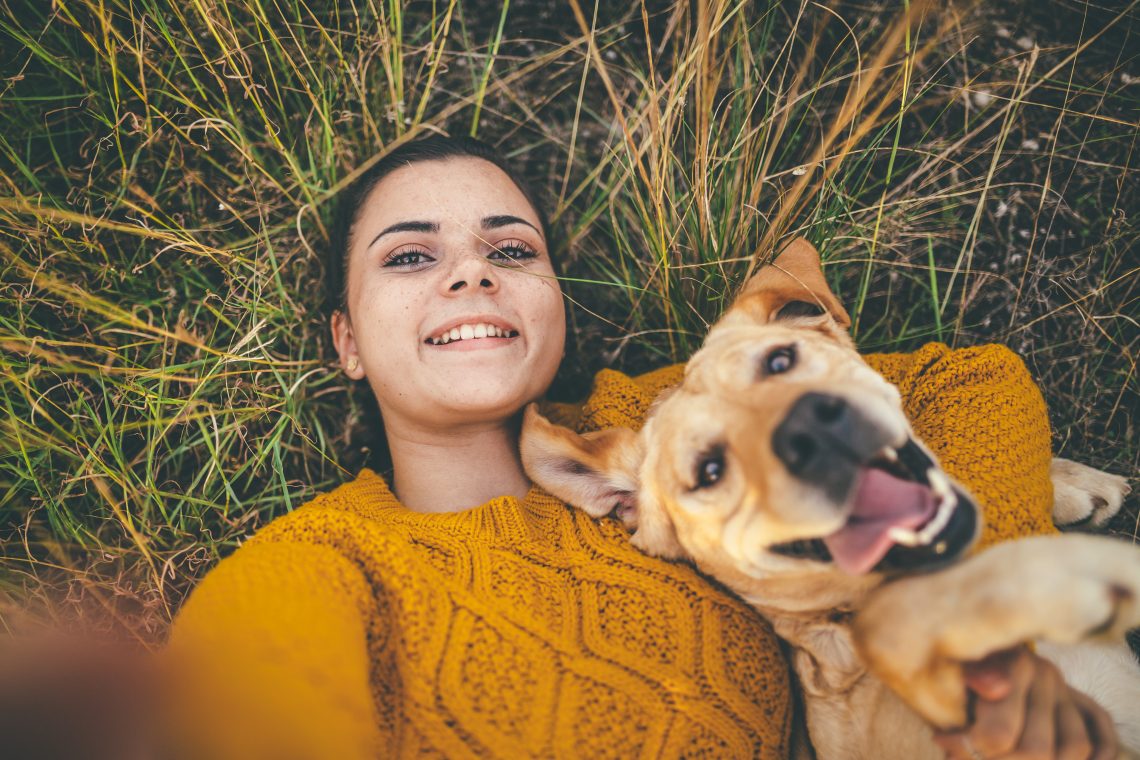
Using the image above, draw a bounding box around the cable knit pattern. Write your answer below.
[166,344,1054,759]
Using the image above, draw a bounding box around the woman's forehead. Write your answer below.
[359,156,540,228]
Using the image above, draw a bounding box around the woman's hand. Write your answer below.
[933,647,1119,760]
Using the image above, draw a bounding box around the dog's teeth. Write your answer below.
[887,477,959,548]
[879,446,899,463]
[927,469,953,499]
[888,526,923,546]
[911,476,958,544]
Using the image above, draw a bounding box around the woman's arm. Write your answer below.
[163,541,382,760]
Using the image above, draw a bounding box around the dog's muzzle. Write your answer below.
[769,394,979,575]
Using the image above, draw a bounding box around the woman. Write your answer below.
[164,135,1118,759]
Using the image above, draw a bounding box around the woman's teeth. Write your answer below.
[428,323,517,345]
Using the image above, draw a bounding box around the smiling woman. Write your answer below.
[160,136,1120,760]
[327,140,565,513]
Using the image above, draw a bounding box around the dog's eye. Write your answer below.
[764,345,797,375]
[695,448,726,489]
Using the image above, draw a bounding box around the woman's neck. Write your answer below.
[384,415,531,514]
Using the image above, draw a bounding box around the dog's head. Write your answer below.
[523,239,980,609]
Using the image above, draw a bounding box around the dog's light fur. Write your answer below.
[522,239,1139,759]
[1052,458,1132,529]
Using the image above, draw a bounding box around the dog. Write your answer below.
[521,238,1139,759]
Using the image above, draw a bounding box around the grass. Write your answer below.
[0,0,1137,642]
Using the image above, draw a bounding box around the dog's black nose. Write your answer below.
[772,392,885,502]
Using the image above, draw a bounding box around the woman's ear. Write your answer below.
[331,309,366,380]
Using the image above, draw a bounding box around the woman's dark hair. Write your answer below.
[326,134,551,316]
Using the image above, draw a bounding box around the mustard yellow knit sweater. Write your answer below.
[165,343,1055,759]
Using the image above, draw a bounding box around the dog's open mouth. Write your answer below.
[770,439,977,575]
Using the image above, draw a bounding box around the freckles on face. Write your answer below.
[343,157,566,427]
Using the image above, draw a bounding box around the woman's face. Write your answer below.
[332,157,566,430]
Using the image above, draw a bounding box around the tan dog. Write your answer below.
[522,239,1139,759]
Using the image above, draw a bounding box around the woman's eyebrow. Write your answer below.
[368,220,438,249]
[482,215,541,237]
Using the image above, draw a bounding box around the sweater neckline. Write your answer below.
[341,468,569,542]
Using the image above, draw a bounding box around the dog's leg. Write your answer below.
[851,534,1140,731]
[1051,457,1131,529]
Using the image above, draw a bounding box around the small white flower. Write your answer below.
[1021,138,1040,151]
[971,89,993,108]
[604,49,617,61]
[1122,72,1135,85]
[1016,36,1035,50]
[995,26,1011,39]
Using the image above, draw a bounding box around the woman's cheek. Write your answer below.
[535,281,566,357]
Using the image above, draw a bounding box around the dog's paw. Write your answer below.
[853,534,1140,730]
[1051,458,1131,530]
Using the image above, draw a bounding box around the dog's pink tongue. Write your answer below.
[823,468,939,575]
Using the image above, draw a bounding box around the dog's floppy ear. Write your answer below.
[521,405,685,558]
[731,237,851,329]
[520,404,643,523]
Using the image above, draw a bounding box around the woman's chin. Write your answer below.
[420,377,548,422]
[428,396,534,425]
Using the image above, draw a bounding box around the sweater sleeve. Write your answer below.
[864,343,1056,549]
[163,541,382,760]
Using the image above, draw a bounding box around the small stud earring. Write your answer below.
[347,357,359,373]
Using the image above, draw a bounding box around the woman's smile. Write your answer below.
[424,315,521,347]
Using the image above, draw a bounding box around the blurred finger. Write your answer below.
[963,647,1027,702]
[1055,694,1092,760]
[967,649,1036,756]
[933,731,985,760]
[1071,690,1118,760]
[1014,658,1058,759]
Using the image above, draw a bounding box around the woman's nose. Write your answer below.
[445,254,500,294]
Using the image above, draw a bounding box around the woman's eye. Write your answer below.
[764,345,797,375]
[489,240,538,262]
[383,249,433,268]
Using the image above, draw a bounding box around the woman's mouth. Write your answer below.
[426,321,520,346]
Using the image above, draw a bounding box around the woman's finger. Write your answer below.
[1013,657,1059,759]
[1054,693,1093,760]
[932,731,981,760]
[967,648,1037,757]
[1071,690,1118,760]
[963,648,1026,702]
